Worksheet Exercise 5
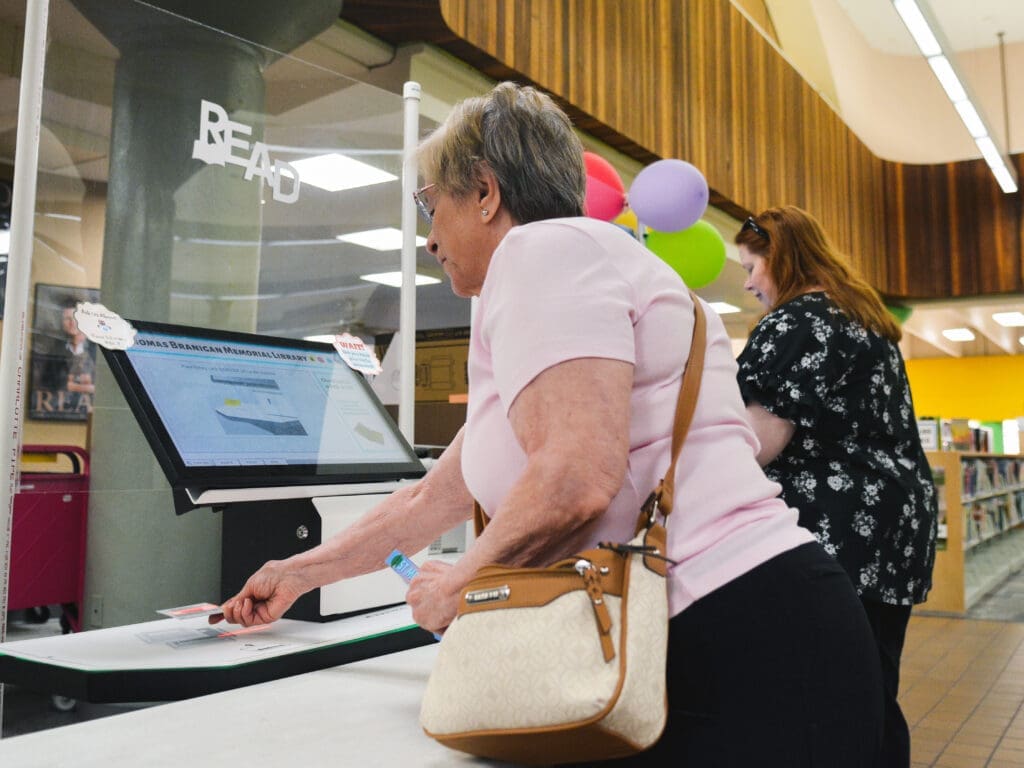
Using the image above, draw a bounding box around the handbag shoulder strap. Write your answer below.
[646,292,706,523]
[474,292,707,537]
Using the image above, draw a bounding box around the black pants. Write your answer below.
[600,542,884,767]
[860,598,913,768]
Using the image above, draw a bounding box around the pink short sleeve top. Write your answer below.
[461,218,814,616]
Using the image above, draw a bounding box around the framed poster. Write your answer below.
[28,283,100,421]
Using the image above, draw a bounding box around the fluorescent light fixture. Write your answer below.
[304,334,338,344]
[290,153,397,192]
[708,301,741,314]
[992,165,1019,194]
[941,327,975,342]
[893,0,941,56]
[975,137,1003,170]
[336,227,427,251]
[360,271,442,288]
[992,312,1024,327]
[892,0,1018,194]
[926,56,966,103]
[952,100,987,139]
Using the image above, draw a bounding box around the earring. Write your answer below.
[481,209,489,217]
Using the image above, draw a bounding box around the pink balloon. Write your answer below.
[585,177,627,220]
[583,151,626,221]
[628,159,709,232]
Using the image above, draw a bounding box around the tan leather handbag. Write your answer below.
[419,295,707,766]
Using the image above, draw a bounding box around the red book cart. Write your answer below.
[9,445,90,633]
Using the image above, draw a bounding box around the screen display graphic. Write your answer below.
[103,321,423,504]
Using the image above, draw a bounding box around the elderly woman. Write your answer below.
[735,206,938,768]
[221,83,883,766]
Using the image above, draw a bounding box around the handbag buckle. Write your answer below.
[641,489,661,526]
[464,585,511,605]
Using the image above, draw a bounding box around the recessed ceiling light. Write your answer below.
[290,153,397,192]
[38,212,82,221]
[336,228,427,251]
[360,272,442,288]
[708,302,741,314]
[941,328,975,342]
[992,312,1024,327]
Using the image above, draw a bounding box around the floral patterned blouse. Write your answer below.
[736,292,937,605]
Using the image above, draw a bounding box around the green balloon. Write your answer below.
[646,220,726,289]
[886,304,913,324]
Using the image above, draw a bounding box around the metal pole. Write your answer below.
[998,32,1011,155]
[398,81,421,444]
[0,0,50,734]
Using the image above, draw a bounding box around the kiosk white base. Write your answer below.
[220,484,470,621]
[313,494,466,616]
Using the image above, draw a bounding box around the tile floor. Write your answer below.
[904,616,1024,767]
[903,567,1024,767]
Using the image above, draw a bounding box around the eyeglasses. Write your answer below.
[740,216,769,241]
[413,183,437,225]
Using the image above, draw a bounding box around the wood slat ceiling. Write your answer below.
[339,0,749,218]
[338,0,1024,359]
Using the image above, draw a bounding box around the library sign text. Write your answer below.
[192,100,300,204]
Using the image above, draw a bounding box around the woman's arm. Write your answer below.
[745,401,795,466]
[220,428,474,626]
[406,357,632,631]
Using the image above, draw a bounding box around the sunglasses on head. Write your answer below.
[740,216,769,241]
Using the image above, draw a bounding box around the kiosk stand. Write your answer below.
[0,322,466,703]
[218,487,467,622]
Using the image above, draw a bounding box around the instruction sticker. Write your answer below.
[332,332,382,376]
[74,302,136,350]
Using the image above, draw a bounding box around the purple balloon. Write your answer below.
[628,159,709,233]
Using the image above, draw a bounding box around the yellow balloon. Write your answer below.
[614,208,638,230]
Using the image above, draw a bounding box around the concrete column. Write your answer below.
[70,0,341,626]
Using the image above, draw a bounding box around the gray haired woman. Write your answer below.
[221,82,884,766]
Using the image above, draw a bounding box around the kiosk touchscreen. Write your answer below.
[102,321,425,512]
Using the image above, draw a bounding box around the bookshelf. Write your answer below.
[920,451,1024,615]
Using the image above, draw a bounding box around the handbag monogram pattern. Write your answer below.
[420,294,707,766]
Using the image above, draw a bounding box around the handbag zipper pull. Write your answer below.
[576,559,615,663]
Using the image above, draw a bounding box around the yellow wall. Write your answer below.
[906,356,1024,422]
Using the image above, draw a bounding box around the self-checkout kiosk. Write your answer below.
[100,320,469,620]
[0,321,469,704]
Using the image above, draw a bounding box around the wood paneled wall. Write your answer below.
[883,155,1023,298]
[344,0,1023,301]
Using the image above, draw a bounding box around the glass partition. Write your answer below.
[8,0,469,631]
